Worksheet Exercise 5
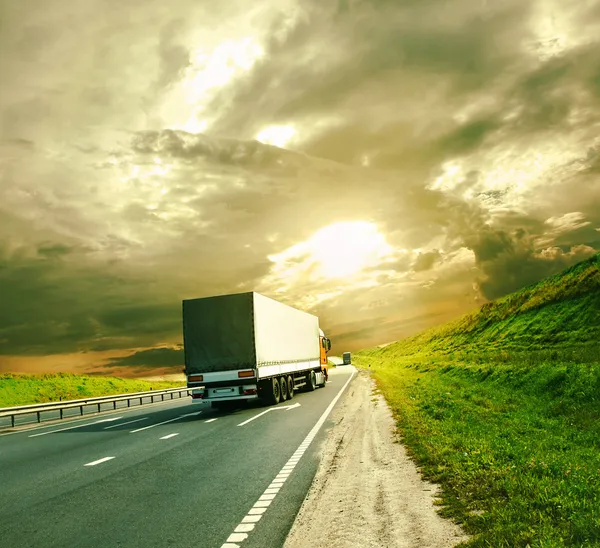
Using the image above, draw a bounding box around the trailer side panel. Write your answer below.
[252,293,320,369]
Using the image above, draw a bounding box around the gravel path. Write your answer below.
[284,368,469,548]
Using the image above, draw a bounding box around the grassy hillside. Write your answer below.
[0,373,183,408]
[381,253,600,357]
[355,253,600,547]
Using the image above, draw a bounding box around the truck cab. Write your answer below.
[320,328,332,378]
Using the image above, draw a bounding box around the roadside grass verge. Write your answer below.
[352,254,600,545]
[354,348,600,546]
[0,373,183,408]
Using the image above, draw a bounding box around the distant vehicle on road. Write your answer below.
[342,352,352,365]
[183,291,332,407]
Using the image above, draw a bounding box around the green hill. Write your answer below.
[375,252,600,357]
[354,253,600,547]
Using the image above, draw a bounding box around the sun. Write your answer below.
[256,125,296,148]
[269,221,394,281]
[309,222,393,278]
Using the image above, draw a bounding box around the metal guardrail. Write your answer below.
[0,387,192,428]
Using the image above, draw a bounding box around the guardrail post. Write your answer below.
[37,411,40,423]
[98,403,101,413]
[139,397,142,405]
[80,405,83,416]
[11,415,15,428]
[113,401,117,410]
[60,409,63,419]
[127,399,131,407]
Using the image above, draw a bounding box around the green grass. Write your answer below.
[355,253,600,546]
[0,373,183,408]
[389,254,600,355]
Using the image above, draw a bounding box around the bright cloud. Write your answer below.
[256,125,297,148]
[163,36,265,134]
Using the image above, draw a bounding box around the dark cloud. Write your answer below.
[470,229,597,300]
[0,242,181,355]
[131,129,320,172]
[108,346,184,368]
[413,250,442,272]
[155,19,191,91]
[435,118,501,157]
[37,243,73,259]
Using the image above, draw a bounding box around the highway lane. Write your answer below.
[0,367,355,548]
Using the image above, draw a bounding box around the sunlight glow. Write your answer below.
[256,125,296,148]
[169,37,264,134]
[184,38,264,103]
[119,162,171,184]
[528,0,581,61]
[269,221,394,280]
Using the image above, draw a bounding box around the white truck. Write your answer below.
[182,291,332,407]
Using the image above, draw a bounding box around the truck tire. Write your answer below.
[287,375,294,399]
[279,376,288,402]
[307,370,317,391]
[270,377,281,405]
[320,370,328,387]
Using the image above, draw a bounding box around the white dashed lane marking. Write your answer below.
[29,417,123,437]
[129,411,202,433]
[220,369,356,548]
[84,456,115,467]
[103,417,148,429]
[160,433,179,440]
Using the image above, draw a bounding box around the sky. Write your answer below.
[1,0,599,377]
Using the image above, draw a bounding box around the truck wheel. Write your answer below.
[287,376,294,399]
[279,376,288,402]
[270,377,281,405]
[307,371,317,391]
[320,370,328,387]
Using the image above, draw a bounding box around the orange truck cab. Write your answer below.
[319,328,332,381]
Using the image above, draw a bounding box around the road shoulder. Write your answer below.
[283,369,469,548]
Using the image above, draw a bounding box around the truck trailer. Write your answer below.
[183,291,332,407]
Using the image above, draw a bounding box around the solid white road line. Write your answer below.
[220,367,356,548]
[160,433,179,440]
[84,456,115,466]
[103,417,148,429]
[130,411,202,433]
[29,417,123,437]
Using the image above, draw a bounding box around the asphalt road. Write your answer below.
[0,366,355,548]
